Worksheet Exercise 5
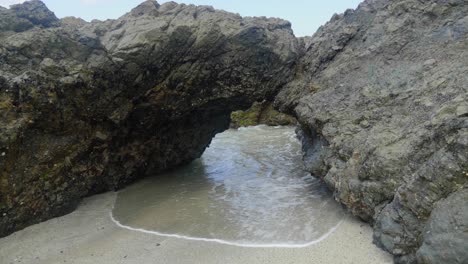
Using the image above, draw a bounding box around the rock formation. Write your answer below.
[0,0,300,237]
[0,0,466,263]
[276,0,467,263]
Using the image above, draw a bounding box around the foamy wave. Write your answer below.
[109,210,342,248]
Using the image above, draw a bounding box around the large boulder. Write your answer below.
[0,0,300,237]
[276,0,467,262]
[416,189,468,264]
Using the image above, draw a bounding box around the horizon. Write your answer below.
[0,0,363,37]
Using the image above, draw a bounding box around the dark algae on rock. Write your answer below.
[230,101,296,128]
[0,0,300,238]
[276,0,468,263]
[0,0,467,263]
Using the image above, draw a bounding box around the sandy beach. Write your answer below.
[0,192,393,264]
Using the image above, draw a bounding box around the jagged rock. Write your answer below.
[276,0,468,262]
[416,189,468,264]
[0,0,59,33]
[9,0,59,27]
[1,0,466,263]
[0,0,300,237]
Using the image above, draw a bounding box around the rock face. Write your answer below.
[1,0,467,263]
[276,0,468,263]
[0,0,300,237]
[416,189,468,264]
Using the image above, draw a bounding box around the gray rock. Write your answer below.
[0,0,300,237]
[10,0,59,28]
[416,189,468,264]
[276,0,468,262]
[0,1,466,263]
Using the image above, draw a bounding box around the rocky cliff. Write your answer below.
[0,0,467,263]
[0,0,300,237]
[276,0,467,263]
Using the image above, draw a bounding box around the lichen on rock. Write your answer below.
[230,101,296,128]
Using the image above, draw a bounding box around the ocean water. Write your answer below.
[112,126,345,246]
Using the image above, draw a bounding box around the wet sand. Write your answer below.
[111,126,347,246]
[0,192,393,264]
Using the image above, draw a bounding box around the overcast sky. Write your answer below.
[0,0,363,36]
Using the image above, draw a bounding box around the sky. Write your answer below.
[0,0,363,36]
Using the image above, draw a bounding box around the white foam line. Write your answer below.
[109,210,343,248]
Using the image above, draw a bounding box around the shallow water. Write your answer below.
[113,126,345,245]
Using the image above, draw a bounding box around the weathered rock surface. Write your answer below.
[1,0,466,263]
[416,189,468,264]
[230,101,296,128]
[276,0,468,263]
[0,0,300,237]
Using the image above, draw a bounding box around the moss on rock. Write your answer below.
[230,101,296,128]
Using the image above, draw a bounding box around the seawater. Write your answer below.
[112,126,345,246]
